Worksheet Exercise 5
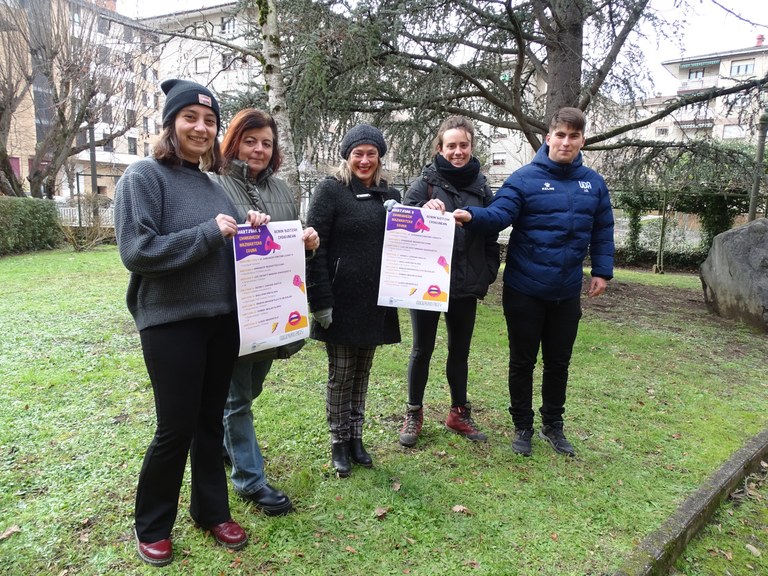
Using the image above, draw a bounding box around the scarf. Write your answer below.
[433,154,481,190]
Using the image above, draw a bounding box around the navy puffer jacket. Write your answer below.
[465,144,614,301]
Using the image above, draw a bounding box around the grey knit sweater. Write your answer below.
[114,158,238,330]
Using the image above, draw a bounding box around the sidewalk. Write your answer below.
[613,427,768,575]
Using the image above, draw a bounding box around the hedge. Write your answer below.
[0,196,63,256]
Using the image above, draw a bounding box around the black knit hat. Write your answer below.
[160,79,221,134]
[339,124,387,159]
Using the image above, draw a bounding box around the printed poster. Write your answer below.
[377,205,456,312]
[233,221,309,357]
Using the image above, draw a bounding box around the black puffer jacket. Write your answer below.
[306,175,401,347]
[403,163,500,299]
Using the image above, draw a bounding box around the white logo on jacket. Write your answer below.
[542,182,555,191]
[578,181,592,191]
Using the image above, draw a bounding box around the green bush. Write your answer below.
[613,245,708,272]
[0,196,63,256]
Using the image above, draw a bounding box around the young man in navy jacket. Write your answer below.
[453,107,614,457]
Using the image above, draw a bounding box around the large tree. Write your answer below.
[0,0,155,197]
[282,0,768,171]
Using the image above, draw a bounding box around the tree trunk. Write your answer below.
[0,151,24,196]
[261,0,301,204]
[544,0,585,120]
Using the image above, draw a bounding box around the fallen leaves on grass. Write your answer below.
[0,525,21,540]
[745,543,761,557]
[374,506,390,520]
[451,504,472,515]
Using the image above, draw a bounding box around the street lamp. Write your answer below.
[748,107,768,221]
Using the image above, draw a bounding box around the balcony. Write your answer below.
[677,75,719,94]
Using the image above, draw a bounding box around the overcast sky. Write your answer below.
[116,0,767,96]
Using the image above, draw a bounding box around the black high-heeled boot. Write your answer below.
[331,442,351,477]
[349,438,373,467]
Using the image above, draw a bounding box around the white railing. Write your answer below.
[56,206,115,227]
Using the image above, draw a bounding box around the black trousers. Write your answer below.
[407,296,478,407]
[502,286,582,430]
[135,313,238,542]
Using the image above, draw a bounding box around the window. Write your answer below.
[195,57,209,74]
[75,129,87,147]
[98,17,109,34]
[71,7,80,27]
[97,46,110,66]
[688,68,704,80]
[730,59,755,76]
[128,137,137,155]
[126,109,136,125]
[222,52,238,69]
[125,82,135,100]
[655,127,669,137]
[221,17,236,36]
[103,134,113,152]
[102,105,112,124]
[9,156,20,178]
[143,117,149,132]
[100,77,112,94]
[123,26,133,42]
[723,124,746,139]
[144,142,150,157]
[492,153,506,166]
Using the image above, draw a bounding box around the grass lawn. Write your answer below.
[0,246,766,575]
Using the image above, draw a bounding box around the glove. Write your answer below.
[383,199,398,212]
[312,308,333,329]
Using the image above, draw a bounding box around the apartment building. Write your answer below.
[3,0,160,199]
[636,35,768,142]
[141,3,262,108]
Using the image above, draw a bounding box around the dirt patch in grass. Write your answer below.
[579,276,708,326]
[485,271,768,364]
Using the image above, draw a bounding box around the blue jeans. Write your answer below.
[222,359,273,496]
[502,286,582,430]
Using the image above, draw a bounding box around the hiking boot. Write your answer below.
[511,428,534,456]
[445,403,487,442]
[539,422,575,457]
[399,404,423,447]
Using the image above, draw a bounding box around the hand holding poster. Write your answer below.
[233,221,309,357]
[377,205,456,312]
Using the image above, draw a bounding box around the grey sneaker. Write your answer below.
[511,428,534,456]
[539,423,575,457]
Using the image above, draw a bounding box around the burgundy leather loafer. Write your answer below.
[135,529,173,567]
[201,519,248,550]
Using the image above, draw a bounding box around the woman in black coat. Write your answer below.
[398,116,500,448]
[306,124,401,477]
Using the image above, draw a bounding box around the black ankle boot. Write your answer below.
[331,442,351,477]
[349,438,373,467]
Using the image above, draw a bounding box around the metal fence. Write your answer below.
[56,206,115,228]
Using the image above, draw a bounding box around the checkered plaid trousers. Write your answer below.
[324,343,377,443]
